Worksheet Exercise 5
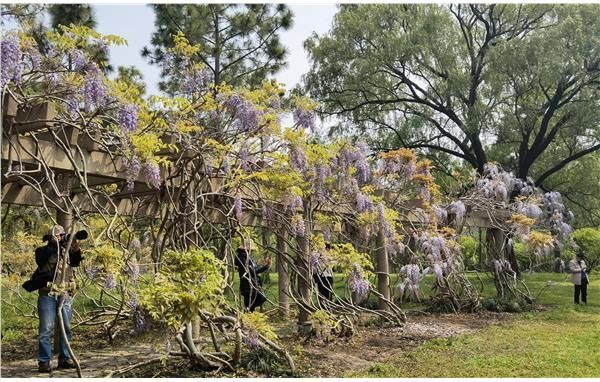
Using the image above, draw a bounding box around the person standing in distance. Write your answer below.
[234,238,271,312]
[569,249,588,305]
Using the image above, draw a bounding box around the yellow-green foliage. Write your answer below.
[314,213,342,234]
[87,244,124,277]
[130,132,169,162]
[241,311,278,342]
[1,231,40,276]
[527,231,553,253]
[170,31,201,58]
[329,243,373,277]
[572,227,600,268]
[46,24,126,52]
[138,248,225,328]
[310,309,337,339]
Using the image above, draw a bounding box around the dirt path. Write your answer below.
[1,342,158,378]
[1,311,514,378]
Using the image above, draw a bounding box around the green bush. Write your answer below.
[459,235,478,269]
[572,227,600,271]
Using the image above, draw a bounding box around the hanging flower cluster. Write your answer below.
[476,163,516,202]
[397,263,426,302]
[1,34,22,88]
[348,266,370,301]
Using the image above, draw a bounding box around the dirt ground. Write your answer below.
[0,311,514,378]
[295,311,514,377]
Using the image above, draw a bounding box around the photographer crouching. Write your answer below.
[23,225,86,373]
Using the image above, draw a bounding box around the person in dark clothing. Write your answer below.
[34,225,83,373]
[313,243,334,300]
[234,239,271,312]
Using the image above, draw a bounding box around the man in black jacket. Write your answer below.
[234,239,271,312]
[35,225,83,373]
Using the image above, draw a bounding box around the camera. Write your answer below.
[59,230,89,247]
[42,229,89,247]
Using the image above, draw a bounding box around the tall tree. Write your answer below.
[47,4,112,73]
[143,4,293,93]
[304,4,600,187]
[48,4,96,29]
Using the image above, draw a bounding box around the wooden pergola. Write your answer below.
[1,95,512,327]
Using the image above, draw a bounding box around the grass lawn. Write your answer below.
[347,273,600,378]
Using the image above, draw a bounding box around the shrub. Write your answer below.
[459,235,478,269]
[572,227,600,271]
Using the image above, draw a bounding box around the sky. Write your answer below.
[93,4,339,96]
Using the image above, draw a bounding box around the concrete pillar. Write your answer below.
[56,208,73,232]
[296,215,311,333]
[276,232,289,316]
[376,228,391,311]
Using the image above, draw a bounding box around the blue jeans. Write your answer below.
[37,294,73,362]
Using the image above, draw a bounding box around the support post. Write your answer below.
[296,218,311,334]
[376,228,391,311]
[276,231,289,317]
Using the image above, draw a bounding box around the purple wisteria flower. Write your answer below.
[70,49,88,72]
[293,107,316,130]
[126,155,141,191]
[118,104,138,132]
[83,67,107,111]
[103,273,117,289]
[224,94,261,132]
[239,145,250,172]
[356,192,371,213]
[284,194,303,214]
[433,205,448,222]
[291,214,306,237]
[85,265,99,280]
[355,159,370,183]
[145,162,161,189]
[128,295,151,333]
[244,330,261,350]
[309,252,322,273]
[349,267,370,300]
[314,164,331,202]
[48,72,60,87]
[127,261,140,283]
[29,50,42,70]
[262,202,274,220]
[234,194,243,220]
[95,40,109,55]
[449,200,466,221]
[289,145,307,172]
[1,35,22,88]
[181,67,211,95]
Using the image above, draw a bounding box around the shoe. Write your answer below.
[38,361,51,373]
[57,359,77,369]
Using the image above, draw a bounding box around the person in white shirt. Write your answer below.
[568,251,588,305]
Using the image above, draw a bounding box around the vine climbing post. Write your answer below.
[276,231,289,317]
[296,217,311,334]
[376,227,391,311]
